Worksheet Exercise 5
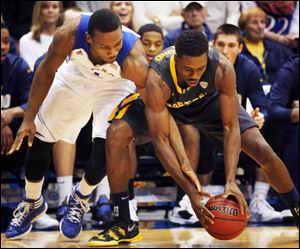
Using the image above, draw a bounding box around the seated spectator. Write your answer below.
[1,22,32,172]
[241,1,299,48]
[138,23,164,62]
[1,22,59,231]
[19,1,63,70]
[267,54,299,221]
[164,2,213,49]
[109,1,134,30]
[238,6,294,91]
[132,1,183,33]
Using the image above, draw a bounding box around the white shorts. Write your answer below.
[35,70,136,144]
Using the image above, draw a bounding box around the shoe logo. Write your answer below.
[121,196,129,200]
[294,207,299,216]
[128,223,135,232]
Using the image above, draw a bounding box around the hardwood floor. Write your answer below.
[1,226,298,248]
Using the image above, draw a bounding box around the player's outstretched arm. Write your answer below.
[145,68,214,228]
[216,55,249,217]
[9,19,78,154]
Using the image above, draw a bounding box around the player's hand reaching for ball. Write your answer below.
[191,194,215,229]
[8,119,36,154]
[223,182,249,219]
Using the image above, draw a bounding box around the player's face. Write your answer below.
[213,34,242,65]
[245,15,266,42]
[175,53,207,88]
[86,28,123,64]
[141,31,163,62]
[111,1,133,27]
[41,1,61,25]
[1,28,10,63]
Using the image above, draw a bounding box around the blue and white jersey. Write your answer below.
[56,13,139,84]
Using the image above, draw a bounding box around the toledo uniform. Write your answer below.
[34,14,137,144]
[109,47,257,147]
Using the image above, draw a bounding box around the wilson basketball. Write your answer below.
[204,194,248,240]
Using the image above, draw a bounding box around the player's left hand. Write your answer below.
[223,182,249,219]
[181,161,202,192]
[1,109,15,128]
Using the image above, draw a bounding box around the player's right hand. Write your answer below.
[191,194,215,229]
[8,119,36,154]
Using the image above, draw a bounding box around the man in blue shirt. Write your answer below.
[267,55,299,196]
[1,22,32,172]
[164,2,213,49]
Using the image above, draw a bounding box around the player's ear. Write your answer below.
[86,32,92,44]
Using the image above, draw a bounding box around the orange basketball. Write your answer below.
[204,194,248,240]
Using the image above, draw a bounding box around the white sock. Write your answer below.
[94,176,111,204]
[253,181,270,200]
[25,178,44,200]
[57,176,73,205]
[78,175,98,197]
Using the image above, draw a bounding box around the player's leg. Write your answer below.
[88,97,145,247]
[60,137,106,239]
[241,127,299,227]
[53,141,76,221]
[5,137,53,239]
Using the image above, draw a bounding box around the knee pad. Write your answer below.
[84,138,107,185]
[25,137,53,181]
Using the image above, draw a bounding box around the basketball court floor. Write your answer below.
[1,222,298,248]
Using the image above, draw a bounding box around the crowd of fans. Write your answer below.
[1,1,299,230]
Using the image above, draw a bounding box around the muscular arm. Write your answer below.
[24,20,77,122]
[145,68,201,197]
[215,55,241,184]
[121,40,149,101]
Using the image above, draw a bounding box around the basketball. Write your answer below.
[204,194,248,240]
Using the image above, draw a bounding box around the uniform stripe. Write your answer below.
[170,55,184,94]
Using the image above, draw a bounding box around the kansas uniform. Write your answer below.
[109,47,257,147]
[34,14,137,144]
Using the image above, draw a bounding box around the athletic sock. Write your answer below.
[78,175,98,197]
[111,191,131,223]
[57,176,73,205]
[25,177,44,200]
[253,181,270,200]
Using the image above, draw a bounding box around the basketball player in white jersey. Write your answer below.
[5,9,148,240]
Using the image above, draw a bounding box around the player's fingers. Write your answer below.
[28,131,35,147]
[201,191,211,198]
[8,132,26,154]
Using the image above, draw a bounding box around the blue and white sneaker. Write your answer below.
[92,195,113,228]
[5,196,47,239]
[59,187,90,239]
[56,198,68,221]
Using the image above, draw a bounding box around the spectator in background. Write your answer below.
[238,7,293,91]
[138,23,164,62]
[241,1,299,48]
[1,22,59,231]
[164,2,213,49]
[239,6,295,222]
[132,1,183,33]
[19,1,64,70]
[109,1,134,31]
[199,1,241,32]
[267,55,299,220]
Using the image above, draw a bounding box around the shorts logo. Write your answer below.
[200,81,208,89]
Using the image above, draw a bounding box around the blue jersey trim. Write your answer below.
[73,14,138,67]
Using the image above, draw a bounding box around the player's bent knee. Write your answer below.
[107,120,134,144]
